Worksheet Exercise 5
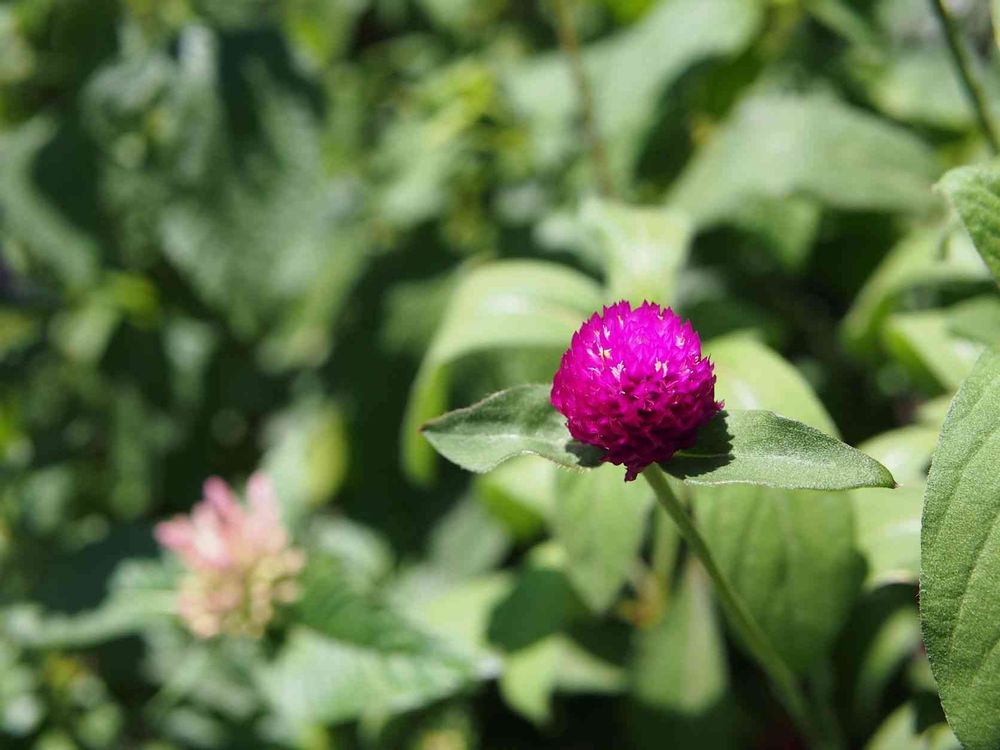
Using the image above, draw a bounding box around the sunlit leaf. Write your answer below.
[402,260,603,483]
[505,0,763,178]
[939,161,1000,285]
[670,91,938,228]
[553,463,653,612]
[884,310,984,391]
[580,198,692,305]
[422,385,895,489]
[922,347,1000,749]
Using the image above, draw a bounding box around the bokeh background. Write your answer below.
[1,0,998,747]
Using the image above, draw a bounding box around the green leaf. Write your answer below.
[884,310,984,391]
[842,225,990,355]
[258,561,479,729]
[580,199,692,305]
[939,162,1000,285]
[5,561,174,650]
[665,410,895,490]
[947,295,1000,346]
[553,464,653,612]
[866,702,961,750]
[845,590,923,733]
[505,0,763,177]
[705,334,838,436]
[629,563,732,749]
[402,261,603,483]
[921,347,1000,749]
[421,384,603,474]
[693,336,862,670]
[697,484,862,672]
[423,385,895,489]
[499,633,626,726]
[669,91,938,228]
[0,119,100,289]
[499,637,561,725]
[852,427,937,587]
[476,457,555,538]
[918,394,955,429]
[261,396,348,528]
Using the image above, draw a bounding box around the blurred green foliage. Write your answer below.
[1,0,998,747]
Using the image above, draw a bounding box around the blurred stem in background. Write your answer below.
[642,464,843,750]
[551,0,618,197]
[929,0,1000,154]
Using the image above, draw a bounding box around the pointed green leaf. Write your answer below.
[421,385,603,473]
[921,347,1000,749]
[554,464,653,612]
[692,338,863,670]
[665,410,895,490]
[423,385,895,490]
[402,260,603,483]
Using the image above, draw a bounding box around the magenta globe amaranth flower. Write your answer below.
[551,300,722,481]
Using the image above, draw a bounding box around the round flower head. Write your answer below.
[551,300,722,481]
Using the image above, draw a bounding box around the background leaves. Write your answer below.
[2,0,999,746]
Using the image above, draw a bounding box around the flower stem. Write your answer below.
[642,464,836,749]
[929,0,1000,155]
[551,0,617,197]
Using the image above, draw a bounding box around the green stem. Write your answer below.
[551,0,617,197]
[642,465,836,749]
[929,0,1000,155]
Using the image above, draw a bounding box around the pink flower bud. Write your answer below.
[154,473,305,638]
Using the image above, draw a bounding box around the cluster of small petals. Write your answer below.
[154,473,305,639]
[551,300,722,481]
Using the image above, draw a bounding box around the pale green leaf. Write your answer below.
[257,627,476,730]
[476,457,556,538]
[499,637,561,725]
[852,427,937,587]
[884,310,984,390]
[629,563,732,748]
[665,410,894,490]
[866,702,961,750]
[402,260,603,483]
[921,347,1000,749]
[421,385,602,473]
[939,161,1000,285]
[670,91,938,228]
[259,562,480,729]
[553,464,653,612]
[499,634,625,726]
[580,198,692,305]
[947,295,1000,346]
[855,425,940,485]
[705,334,838,436]
[842,225,990,355]
[505,0,763,176]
